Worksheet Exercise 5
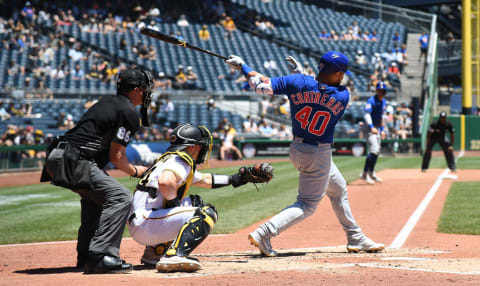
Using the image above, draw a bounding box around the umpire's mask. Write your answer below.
[116,69,154,127]
[167,124,213,165]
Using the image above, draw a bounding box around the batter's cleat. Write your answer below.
[360,172,375,185]
[369,172,383,182]
[156,255,201,273]
[248,229,278,257]
[347,237,385,253]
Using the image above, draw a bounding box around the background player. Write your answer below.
[421,112,456,172]
[360,82,387,184]
[128,123,272,272]
[224,52,384,256]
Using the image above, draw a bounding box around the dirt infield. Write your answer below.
[1,156,480,285]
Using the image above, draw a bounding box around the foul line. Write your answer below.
[390,150,464,249]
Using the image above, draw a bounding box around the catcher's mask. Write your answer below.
[117,69,154,126]
[167,124,213,165]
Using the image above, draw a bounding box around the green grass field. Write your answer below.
[437,181,480,235]
[0,155,478,244]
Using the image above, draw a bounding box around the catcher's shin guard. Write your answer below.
[166,204,218,257]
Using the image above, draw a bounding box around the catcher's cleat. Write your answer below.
[156,255,201,273]
[248,228,278,257]
[360,172,375,185]
[141,242,172,267]
[368,172,383,182]
[347,237,385,253]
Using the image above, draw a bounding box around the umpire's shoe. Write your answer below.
[248,224,278,257]
[84,254,133,274]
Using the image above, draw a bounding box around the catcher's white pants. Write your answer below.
[266,141,363,239]
[128,192,197,246]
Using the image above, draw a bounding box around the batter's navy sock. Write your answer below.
[364,153,374,173]
[370,154,379,173]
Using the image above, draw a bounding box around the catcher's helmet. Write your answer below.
[167,124,213,165]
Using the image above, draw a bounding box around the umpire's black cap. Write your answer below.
[439,112,447,118]
[117,69,147,90]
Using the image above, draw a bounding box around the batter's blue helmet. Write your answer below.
[376,81,387,91]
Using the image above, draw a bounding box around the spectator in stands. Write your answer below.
[155,72,172,91]
[20,103,33,117]
[103,63,119,83]
[220,123,243,160]
[446,32,455,61]
[119,37,127,50]
[369,31,377,42]
[355,50,367,65]
[175,31,184,41]
[260,96,271,115]
[148,45,156,60]
[174,65,187,89]
[258,120,273,137]
[278,96,290,118]
[86,64,101,80]
[396,102,412,118]
[218,66,242,81]
[7,60,24,76]
[263,58,278,70]
[1,125,17,146]
[419,32,429,62]
[0,101,11,121]
[71,64,85,81]
[392,31,401,44]
[162,97,175,112]
[177,14,189,27]
[223,16,236,39]
[20,1,35,26]
[138,44,150,59]
[319,30,330,40]
[50,65,66,79]
[278,124,292,140]
[69,43,84,63]
[42,44,55,66]
[7,103,22,117]
[352,21,360,39]
[361,31,370,41]
[303,61,315,77]
[400,43,408,68]
[330,30,339,41]
[198,25,210,41]
[388,62,400,76]
[56,112,66,129]
[207,96,216,110]
[185,66,198,89]
[242,115,258,133]
[255,16,274,32]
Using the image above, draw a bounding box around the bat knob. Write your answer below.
[138,22,146,30]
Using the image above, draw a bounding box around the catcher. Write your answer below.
[127,123,273,272]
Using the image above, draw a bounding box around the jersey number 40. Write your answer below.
[294,106,331,136]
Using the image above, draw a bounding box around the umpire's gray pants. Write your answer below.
[46,148,131,259]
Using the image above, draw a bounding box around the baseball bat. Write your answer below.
[140,27,228,60]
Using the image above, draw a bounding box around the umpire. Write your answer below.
[421,112,456,172]
[40,68,153,274]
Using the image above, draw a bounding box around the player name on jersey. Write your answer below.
[289,91,345,116]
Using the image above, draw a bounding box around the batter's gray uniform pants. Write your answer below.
[266,141,363,240]
[45,147,132,260]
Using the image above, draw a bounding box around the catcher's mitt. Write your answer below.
[238,163,274,191]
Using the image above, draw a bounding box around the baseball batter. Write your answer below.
[361,82,387,184]
[128,123,273,272]
[225,52,384,256]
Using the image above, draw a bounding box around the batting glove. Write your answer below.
[285,56,305,74]
[225,55,245,70]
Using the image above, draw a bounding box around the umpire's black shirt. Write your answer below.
[428,120,454,140]
[65,95,140,168]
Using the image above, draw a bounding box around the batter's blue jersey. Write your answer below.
[271,74,350,144]
[365,95,386,127]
